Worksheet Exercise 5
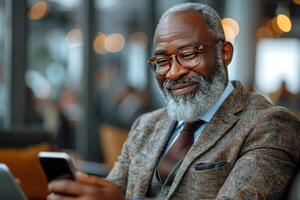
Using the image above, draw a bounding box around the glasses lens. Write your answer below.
[151,56,170,75]
[148,45,206,75]
[178,47,201,68]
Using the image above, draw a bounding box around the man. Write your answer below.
[48,3,300,200]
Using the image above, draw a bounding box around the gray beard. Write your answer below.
[160,64,227,122]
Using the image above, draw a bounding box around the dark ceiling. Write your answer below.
[263,0,300,17]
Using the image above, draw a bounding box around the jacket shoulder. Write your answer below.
[136,107,168,125]
[245,92,299,122]
[241,93,300,164]
[126,107,169,141]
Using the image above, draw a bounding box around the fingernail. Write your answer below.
[77,171,88,178]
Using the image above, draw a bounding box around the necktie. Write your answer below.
[158,120,203,182]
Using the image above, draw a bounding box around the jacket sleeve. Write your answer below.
[106,116,142,193]
[216,108,300,200]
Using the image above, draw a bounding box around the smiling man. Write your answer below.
[48,3,300,200]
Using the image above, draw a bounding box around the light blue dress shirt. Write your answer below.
[165,82,234,152]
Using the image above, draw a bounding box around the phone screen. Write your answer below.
[39,152,76,182]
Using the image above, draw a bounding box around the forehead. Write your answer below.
[154,11,215,49]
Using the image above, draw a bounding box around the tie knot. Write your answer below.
[182,119,203,133]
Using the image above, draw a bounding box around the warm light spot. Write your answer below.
[271,16,284,34]
[269,17,283,37]
[222,24,235,43]
[66,29,83,47]
[263,18,283,38]
[93,33,107,54]
[128,32,148,43]
[265,19,273,30]
[28,1,48,20]
[221,18,239,37]
[293,0,300,5]
[256,27,273,39]
[276,14,292,32]
[104,33,125,53]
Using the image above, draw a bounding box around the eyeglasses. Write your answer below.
[147,43,216,75]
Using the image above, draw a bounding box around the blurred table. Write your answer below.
[78,160,109,177]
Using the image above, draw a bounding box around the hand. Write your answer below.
[47,172,126,200]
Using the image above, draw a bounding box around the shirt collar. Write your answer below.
[176,81,234,128]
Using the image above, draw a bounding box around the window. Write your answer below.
[26,0,83,149]
[0,0,6,127]
[93,0,151,128]
[255,38,300,94]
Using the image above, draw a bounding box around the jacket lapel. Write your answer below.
[133,112,176,197]
[166,81,249,198]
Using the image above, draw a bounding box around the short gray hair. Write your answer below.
[159,3,225,41]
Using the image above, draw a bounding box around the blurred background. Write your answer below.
[0,0,300,198]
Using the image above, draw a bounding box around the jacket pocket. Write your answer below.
[194,160,228,171]
[174,160,232,199]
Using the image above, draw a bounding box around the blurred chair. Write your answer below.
[0,143,50,200]
[0,129,54,200]
[99,124,128,170]
[78,160,109,177]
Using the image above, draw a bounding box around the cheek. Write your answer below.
[192,57,216,80]
[156,75,166,88]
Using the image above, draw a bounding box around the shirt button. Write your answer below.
[162,189,168,196]
[162,186,170,196]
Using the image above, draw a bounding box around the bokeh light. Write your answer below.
[46,62,65,85]
[25,70,52,99]
[93,33,107,54]
[222,24,236,43]
[271,17,284,36]
[221,18,239,43]
[276,14,292,33]
[222,18,240,37]
[66,29,83,47]
[28,1,48,20]
[256,27,273,39]
[293,0,300,5]
[104,33,125,53]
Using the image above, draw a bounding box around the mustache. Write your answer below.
[163,75,207,90]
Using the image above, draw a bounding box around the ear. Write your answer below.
[222,41,234,66]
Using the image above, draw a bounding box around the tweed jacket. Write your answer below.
[107,81,300,200]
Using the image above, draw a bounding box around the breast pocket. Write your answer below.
[194,160,228,171]
[178,160,232,199]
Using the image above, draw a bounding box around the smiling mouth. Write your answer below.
[168,83,198,96]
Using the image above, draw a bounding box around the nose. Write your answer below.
[165,56,189,80]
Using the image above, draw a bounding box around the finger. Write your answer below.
[76,172,108,186]
[76,171,89,180]
[48,179,83,196]
[47,193,76,200]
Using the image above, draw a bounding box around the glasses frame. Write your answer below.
[147,40,224,75]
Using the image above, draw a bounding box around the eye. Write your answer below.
[156,57,169,66]
[179,51,198,60]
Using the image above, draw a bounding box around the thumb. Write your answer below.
[76,171,90,182]
[76,172,107,186]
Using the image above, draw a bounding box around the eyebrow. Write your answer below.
[154,42,198,55]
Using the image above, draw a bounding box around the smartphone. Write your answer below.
[38,151,77,182]
[0,163,28,200]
